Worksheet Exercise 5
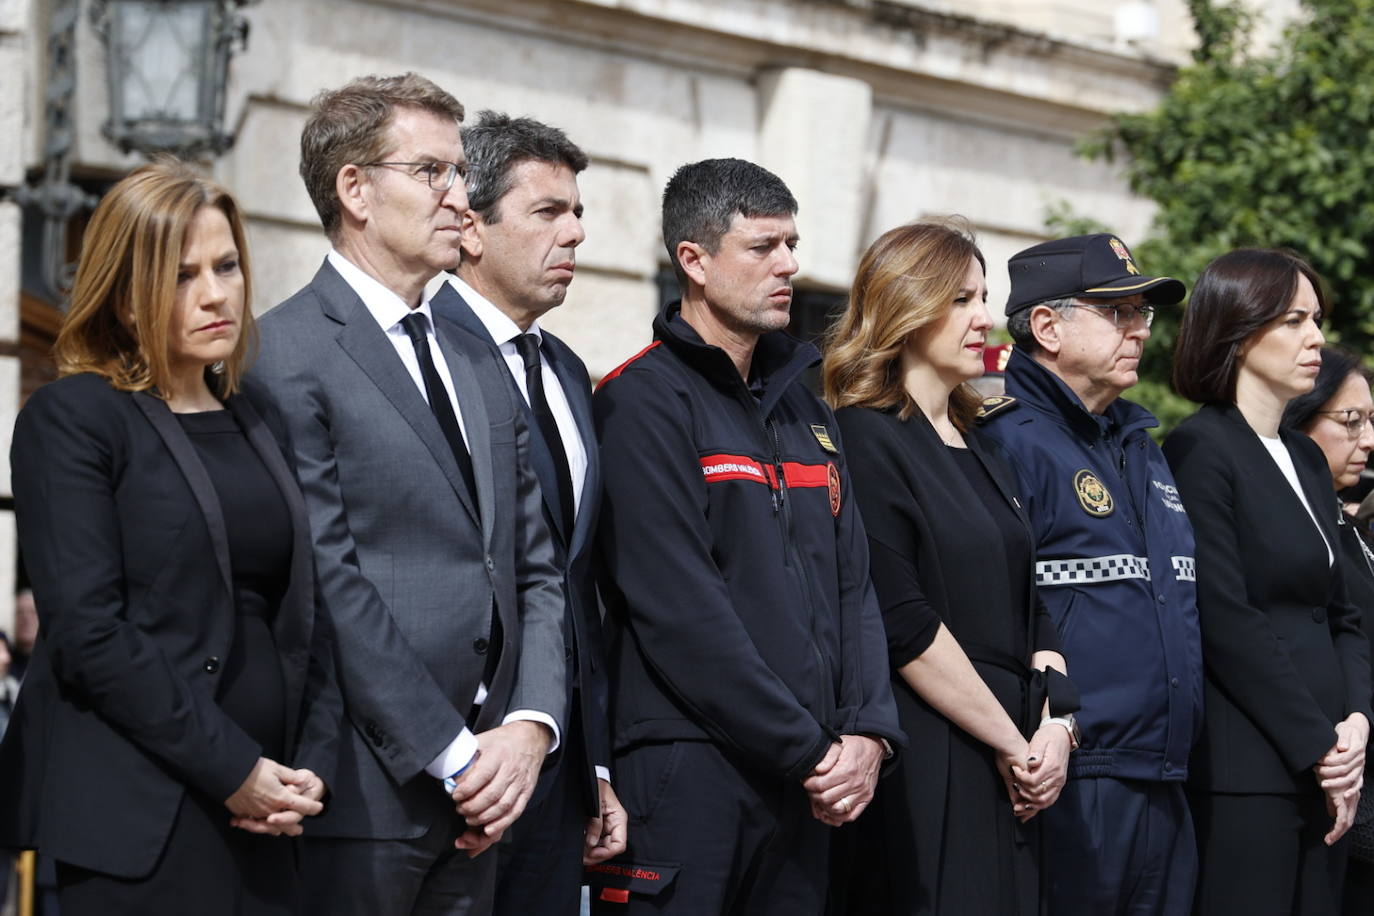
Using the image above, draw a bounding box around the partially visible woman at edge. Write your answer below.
[1164,249,1370,916]
[0,159,342,915]
[822,220,1077,915]
[1282,347,1374,916]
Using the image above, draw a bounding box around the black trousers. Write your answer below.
[493,725,588,916]
[302,809,497,916]
[589,741,829,915]
[57,787,299,916]
[1191,790,1348,916]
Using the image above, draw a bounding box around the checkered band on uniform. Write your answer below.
[1170,556,1196,582]
[1035,553,1152,586]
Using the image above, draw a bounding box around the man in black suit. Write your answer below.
[250,74,567,916]
[430,111,627,915]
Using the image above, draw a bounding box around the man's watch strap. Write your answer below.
[1040,714,1081,751]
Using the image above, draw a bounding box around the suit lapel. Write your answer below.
[132,393,234,601]
[224,393,313,742]
[434,327,495,547]
[224,395,313,639]
[1286,429,1342,546]
[544,337,595,556]
[319,266,482,529]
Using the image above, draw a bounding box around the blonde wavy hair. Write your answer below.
[822,219,985,429]
[54,158,256,397]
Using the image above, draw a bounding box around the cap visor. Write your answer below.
[1080,275,1186,305]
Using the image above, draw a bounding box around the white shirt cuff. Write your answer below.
[595,766,611,783]
[502,709,561,754]
[425,727,479,784]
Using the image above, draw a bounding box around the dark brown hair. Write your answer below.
[1173,248,1327,404]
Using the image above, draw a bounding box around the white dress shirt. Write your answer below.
[446,275,588,517]
[445,276,609,784]
[327,252,559,785]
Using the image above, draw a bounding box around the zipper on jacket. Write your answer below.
[766,412,835,720]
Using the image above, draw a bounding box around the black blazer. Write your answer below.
[431,282,609,815]
[0,373,342,878]
[1164,403,1372,794]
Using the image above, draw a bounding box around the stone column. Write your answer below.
[756,67,873,291]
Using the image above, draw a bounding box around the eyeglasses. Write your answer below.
[1070,303,1155,328]
[1316,408,1374,440]
[361,160,466,192]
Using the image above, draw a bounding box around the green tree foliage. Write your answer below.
[1068,0,1374,431]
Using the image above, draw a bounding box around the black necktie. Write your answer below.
[400,312,478,505]
[514,333,575,536]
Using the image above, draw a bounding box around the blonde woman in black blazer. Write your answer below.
[0,161,341,915]
[1165,249,1371,915]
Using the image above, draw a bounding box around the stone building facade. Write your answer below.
[0,0,1296,635]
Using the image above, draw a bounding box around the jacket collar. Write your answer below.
[1004,346,1158,442]
[654,301,819,416]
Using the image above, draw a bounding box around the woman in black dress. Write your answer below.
[0,160,341,915]
[823,220,1076,915]
[1165,250,1370,915]
[1282,347,1374,915]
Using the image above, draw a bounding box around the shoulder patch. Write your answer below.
[810,424,839,454]
[976,395,1019,423]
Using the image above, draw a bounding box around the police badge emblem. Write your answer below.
[1073,469,1114,517]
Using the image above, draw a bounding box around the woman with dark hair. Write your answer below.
[822,220,1076,915]
[1164,249,1370,915]
[0,159,341,915]
[1283,348,1374,915]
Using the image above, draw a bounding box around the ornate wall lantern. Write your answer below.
[91,0,251,157]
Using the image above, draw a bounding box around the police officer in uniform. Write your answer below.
[978,234,1204,915]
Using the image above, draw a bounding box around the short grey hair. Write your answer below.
[1007,295,1076,354]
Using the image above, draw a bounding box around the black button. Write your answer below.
[564,645,574,661]
[366,725,384,747]
[473,637,489,654]
[1312,608,1327,623]
[1164,761,1174,772]
[1157,595,1166,605]
[202,656,221,674]
[1170,677,1180,688]
[485,556,495,571]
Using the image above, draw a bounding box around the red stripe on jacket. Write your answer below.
[596,340,662,391]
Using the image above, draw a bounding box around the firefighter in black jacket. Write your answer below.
[588,159,902,914]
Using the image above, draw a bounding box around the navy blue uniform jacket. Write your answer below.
[980,348,1203,782]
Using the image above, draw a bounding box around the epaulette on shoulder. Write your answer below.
[976,395,1019,424]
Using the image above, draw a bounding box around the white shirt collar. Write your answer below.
[446,274,542,348]
[328,249,434,333]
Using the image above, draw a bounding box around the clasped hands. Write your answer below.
[448,720,552,858]
[226,756,327,837]
[802,735,885,827]
[1314,712,1369,846]
[997,723,1072,823]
